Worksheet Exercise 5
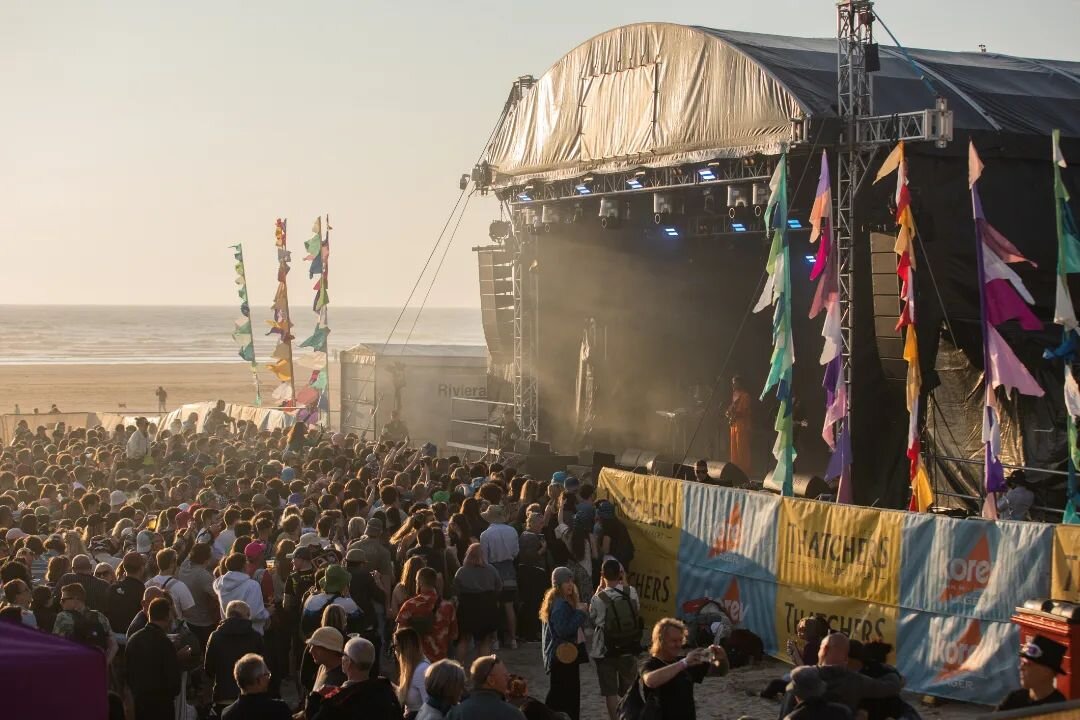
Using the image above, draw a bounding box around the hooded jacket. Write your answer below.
[204,617,266,704]
[213,571,269,634]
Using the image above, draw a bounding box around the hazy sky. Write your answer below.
[2,0,1076,308]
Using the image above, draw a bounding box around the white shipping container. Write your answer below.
[339,344,490,450]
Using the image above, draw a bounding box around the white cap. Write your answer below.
[297,532,328,549]
[4,528,27,541]
[109,490,127,507]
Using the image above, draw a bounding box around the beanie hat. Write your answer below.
[551,566,574,588]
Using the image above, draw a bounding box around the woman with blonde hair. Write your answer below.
[391,555,427,619]
[416,659,466,720]
[394,626,431,720]
[346,516,367,545]
[452,542,501,664]
[539,566,588,720]
[63,530,87,560]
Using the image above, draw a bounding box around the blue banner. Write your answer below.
[679,484,780,581]
[900,515,1054,621]
[675,568,779,656]
[896,611,1020,703]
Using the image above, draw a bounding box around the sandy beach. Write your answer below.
[0,362,337,417]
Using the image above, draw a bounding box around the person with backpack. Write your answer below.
[126,597,186,720]
[54,582,117,663]
[395,566,457,661]
[589,559,642,720]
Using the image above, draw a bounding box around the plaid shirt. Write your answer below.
[395,588,457,661]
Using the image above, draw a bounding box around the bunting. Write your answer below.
[753,154,795,496]
[298,216,331,424]
[969,142,1045,520]
[873,142,932,512]
[1045,130,1080,523]
[228,244,261,405]
[267,218,296,404]
[807,150,851,502]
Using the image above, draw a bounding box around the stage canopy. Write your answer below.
[0,621,108,719]
[486,23,1080,185]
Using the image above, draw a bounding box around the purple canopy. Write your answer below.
[0,620,108,720]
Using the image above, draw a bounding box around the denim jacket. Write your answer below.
[541,597,587,672]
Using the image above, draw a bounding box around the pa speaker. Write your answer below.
[762,471,829,498]
[515,440,551,455]
[578,450,616,469]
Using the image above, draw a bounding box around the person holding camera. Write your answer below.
[640,617,728,720]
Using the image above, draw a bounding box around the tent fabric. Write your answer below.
[158,401,297,435]
[486,23,1080,185]
[0,412,165,444]
[0,620,108,720]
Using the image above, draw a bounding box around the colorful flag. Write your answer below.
[753,154,795,496]
[268,219,296,405]
[229,244,261,405]
[1048,130,1080,523]
[969,142,1045,520]
[808,150,850,502]
[873,142,932,511]
[300,216,331,424]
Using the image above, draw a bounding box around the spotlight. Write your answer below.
[599,197,621,230]
[727,185,750,208]
[517,184,534,202]
[488,220,511,242]
[662,226,679,237]
[626,171,646,190]
[575,184,592,195]
[653,193,675,225]
[787,218,803,229]
[731,222,747,233]
[805,254,817,264]
[698,162,720,182]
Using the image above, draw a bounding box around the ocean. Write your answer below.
[0,305,484,365]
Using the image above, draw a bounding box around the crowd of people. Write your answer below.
[0,412,1073,720]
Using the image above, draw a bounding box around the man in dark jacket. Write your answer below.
[783,666,853,720]
[306,636,401,720]
[106,552,146,635]
[126,597,185,720]
[53,554,111,612]
[221,653,291,720]
[205,600,266,713]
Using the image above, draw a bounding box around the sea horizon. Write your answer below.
[0,305,484,365]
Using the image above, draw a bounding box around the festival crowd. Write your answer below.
[0,408,1071,720]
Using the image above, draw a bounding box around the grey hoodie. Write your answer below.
[212,570,269,634]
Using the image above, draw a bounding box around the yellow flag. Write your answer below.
[874,143,903,184]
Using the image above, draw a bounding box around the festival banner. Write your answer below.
[899,514,1054,621]
[229,243,261,405]
[678,483,779,581]
[297,216,331,424]
[677,570,778,656]
[597,468,682,626]
[1051,524,1080,602]
[773,584,899,660]
[776,497,902,605]
[896,611,1020,703]
[267,218,296,404]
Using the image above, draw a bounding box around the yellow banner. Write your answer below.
[1051,525,1080,602]
[597,468,683,627]
[777,497,902,605]
[774,584,899,663]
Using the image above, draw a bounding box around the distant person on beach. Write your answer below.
[49,404,60,414]
[725,375,752,476]
[155,386,168,413]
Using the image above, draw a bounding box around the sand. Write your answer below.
[0,362,337,417]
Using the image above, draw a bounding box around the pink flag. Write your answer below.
[984,279,1042,330]
[986,324,1045,397]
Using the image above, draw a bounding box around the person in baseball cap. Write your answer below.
[109,490,128,509]
[997,635,1068,710]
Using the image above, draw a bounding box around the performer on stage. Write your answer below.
[726,376,752,475]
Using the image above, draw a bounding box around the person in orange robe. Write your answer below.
[726,376,752,475]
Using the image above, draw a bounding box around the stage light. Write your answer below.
[653,192,675,224]
[727,185,750,208]
[787,219,803,229]
[517,184,534,202]
[752,182,770,206]
[805,254,817,264]
[731,222,747,232]
[698,168,717,181]
[488,220,511,242]
[662,226,679,237]
[626,171,645,190]
[599,197,621,230]
[575,184,591,195]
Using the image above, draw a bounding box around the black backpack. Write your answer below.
[70,610,109,651]
[599,588,643,655]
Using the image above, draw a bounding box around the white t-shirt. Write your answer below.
[404,660,430,713]
[149,574,196,619]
